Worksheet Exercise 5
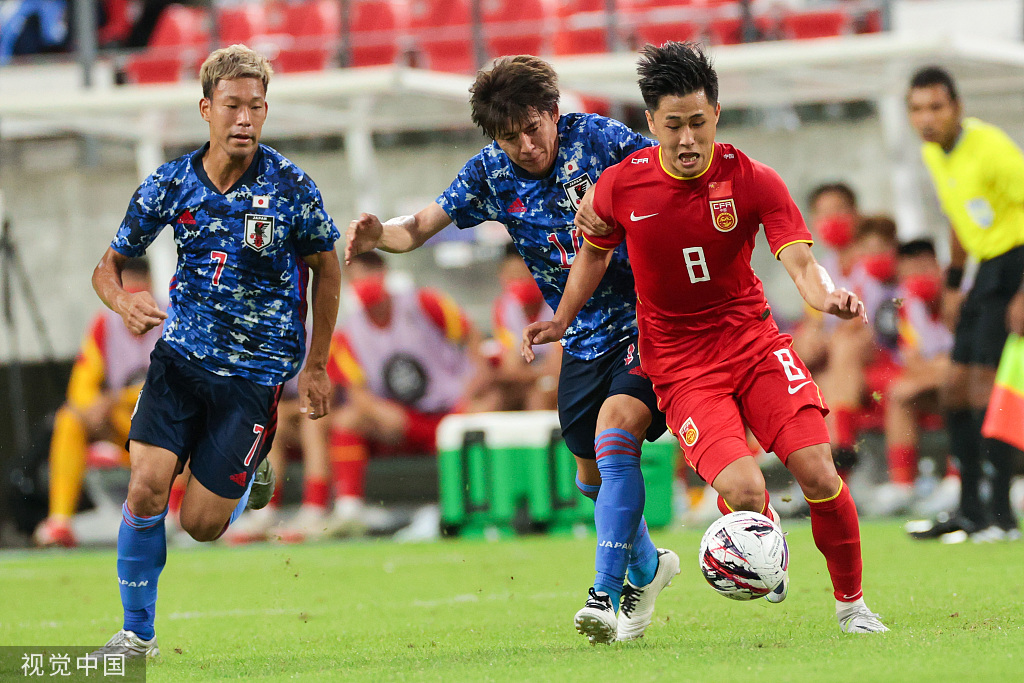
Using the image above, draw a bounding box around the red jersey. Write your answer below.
[588,143,812,335]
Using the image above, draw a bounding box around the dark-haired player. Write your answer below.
[527,42,888,633]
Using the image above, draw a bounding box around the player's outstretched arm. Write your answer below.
[92,247,167,335]
[345,203,452,264]
[522,241,614,363]
[298,250,342,419]
[779,242,868,324]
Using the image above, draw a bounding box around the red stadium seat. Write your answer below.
[780,9,850,40]
[273,0,342,72]
[408,0,475,72]
[213,4,269,46]
[552,0,624,56]
[625,6,699,50]
[706,15,773,45]
[123,4,210,84]
[349,0,409,67]
[483,0,558,59]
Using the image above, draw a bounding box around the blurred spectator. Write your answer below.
[324,252,486,535]
[475,244,560,411]
[872,239,955,516]
[0,0,68,64]
[33,259,161,547]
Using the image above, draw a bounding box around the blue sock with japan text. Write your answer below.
[117,502,167,641]
[593,429,646,610]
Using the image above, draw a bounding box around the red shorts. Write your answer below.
[369,406,447,457]
[641,315,830,485]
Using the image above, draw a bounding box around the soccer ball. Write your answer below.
[698,511,788,601]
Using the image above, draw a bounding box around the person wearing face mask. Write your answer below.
[480,243,561,411]
[322,251,486,536]
[872,240,954,517]
[905,66,1024,543]
[33,259,163,549]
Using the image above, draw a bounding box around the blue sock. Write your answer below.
[575,474,600,501]
[117,502,168,641]
[627,517,659,587]
[228,474,256,526]
[593,429,646,611]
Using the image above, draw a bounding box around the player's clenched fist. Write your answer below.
[521,319,567,363]
[118,290,167,336]
[346,212,384,264]
[824,288,868,324]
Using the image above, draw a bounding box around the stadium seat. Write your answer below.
[552,0,619,56]
[349,0,410,67]
[272,0,342,72]
[624,0,700,51]
[408,0,476,72]
[706,15,772,45]
[482,0,558,60]
[122,4,210,84]
[780,9,850,40]
[213,4,269,46]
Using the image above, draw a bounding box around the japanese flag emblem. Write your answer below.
[253,195,270,209]
[245,214,275,252]
[563,160,579,176]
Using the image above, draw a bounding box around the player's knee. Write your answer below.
[718,487,766,513]
[180,516,226,543]
[126,479,169,518]
[595,397,651,442]
[795,454,841,501]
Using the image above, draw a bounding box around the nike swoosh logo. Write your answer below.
[630,211,658,221]
[788,380,812,394]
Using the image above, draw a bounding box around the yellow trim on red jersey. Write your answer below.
[435,293,467,343]
[582,234,613,250]
[658,144,715,180]
[67,322,106,411]
[327,334,366,388]
[805,479,844,504]
[773,239,814,260]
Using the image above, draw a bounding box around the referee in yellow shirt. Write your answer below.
[906,66,1024,542]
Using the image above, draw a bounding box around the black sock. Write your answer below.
[947,409,986,528]
[976,409,1019,529]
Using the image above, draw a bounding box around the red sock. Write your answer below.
[807,481,863,602]
[944,456,959,478]
[886,445,917,486]
[269,483,284,509]
[716,491,777,523]
[330,429,369,499]
[302,476,330,509]
[168,484,185,516]
[833,408,857,450]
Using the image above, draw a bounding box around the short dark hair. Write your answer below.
[909,66,959,102]
[122,257,150,276]
[808,182,858,211]
[470,55,560,140]
[856,215,898,243]
[898,238,937,258]
[636,42,718,111]
[349,251,386,269]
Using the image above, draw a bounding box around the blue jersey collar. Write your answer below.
[192,143,264,195]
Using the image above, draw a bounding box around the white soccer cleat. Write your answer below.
[278,504,330,544]
[765,571,789,603]
[837,599,889,634]
[222,506,277,545]
[617,548,681,641]
[574,588,618,645]
[91,629,160,660]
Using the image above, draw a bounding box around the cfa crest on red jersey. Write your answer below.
[244,214,275,252]
[710,198,738,232]
[680,417,699,447]
[562,173,593,212]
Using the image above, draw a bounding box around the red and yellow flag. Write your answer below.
[982,334,1024,451]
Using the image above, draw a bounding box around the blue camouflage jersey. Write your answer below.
[111,143,340,386]
[437,112,653,360]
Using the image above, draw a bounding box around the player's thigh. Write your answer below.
[786,441,842,501]
[605,339,667,444]
[738,341,828,461]
[188,376,282,502]
[178,476,241,541]
[125,441,184,517]
[661,379,748,486]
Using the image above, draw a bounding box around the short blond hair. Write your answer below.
[200,44,273,99]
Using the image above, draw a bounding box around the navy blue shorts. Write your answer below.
[557,336,667,459]
[129,340,282,499]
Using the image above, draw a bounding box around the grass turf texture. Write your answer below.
[1,521,1021,682]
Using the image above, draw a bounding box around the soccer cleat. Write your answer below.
[33,517,77,548]
[222,506,277,545]
[246,458,276,511]
[837,600,889,634]
[91,629,160,660]
[617,548,681,641]
[905,511,978,540]
[574,588,617,645]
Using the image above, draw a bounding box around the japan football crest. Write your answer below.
[244,214,275,252]
[710,199,738,232]
[563,173,593,212]
[681,417,699,447]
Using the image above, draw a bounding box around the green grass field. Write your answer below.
[2,521,1022,682]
